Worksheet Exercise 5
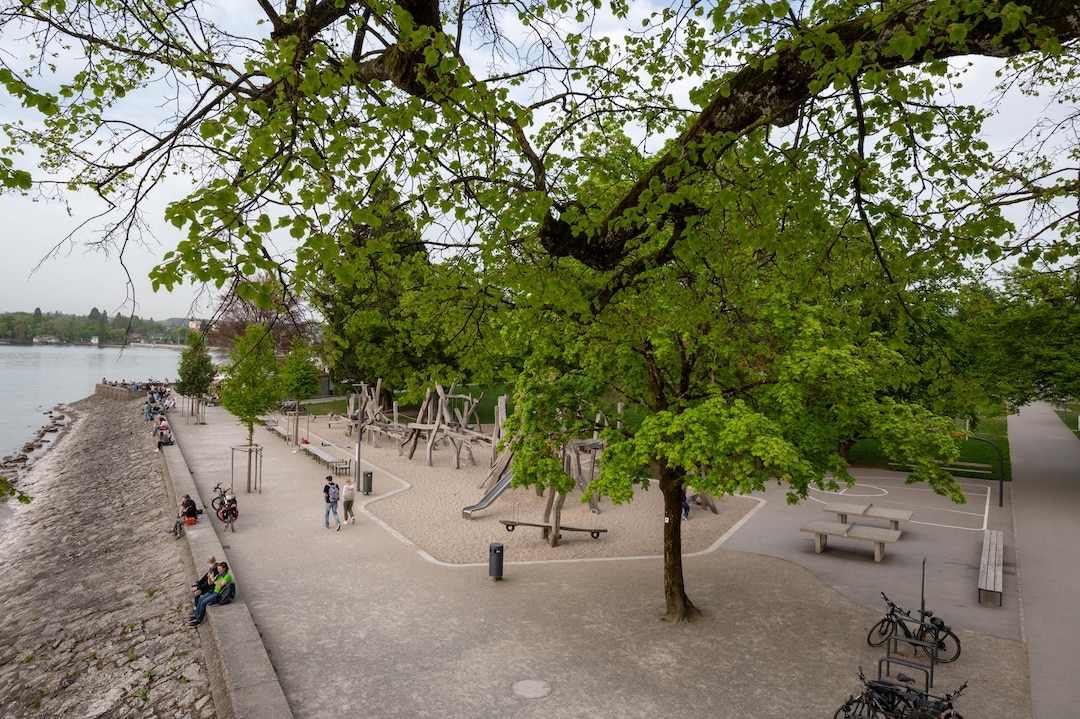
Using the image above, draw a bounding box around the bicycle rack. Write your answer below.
[881,631,934,690]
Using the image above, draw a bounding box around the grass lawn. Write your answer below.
[1052,402,1080,440]
[847,413,1012,483]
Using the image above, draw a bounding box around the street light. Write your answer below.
[352,382,368,491]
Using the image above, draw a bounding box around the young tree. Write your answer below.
[174,331,217,420]
[281,342,322,405]
[219,325,283,490]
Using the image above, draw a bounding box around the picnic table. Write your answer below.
[799,519,902,562]
[823,502,913,530]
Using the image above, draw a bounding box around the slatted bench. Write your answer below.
[301,444,336,467]
[800,520,903,562]
[978,529,1004,606]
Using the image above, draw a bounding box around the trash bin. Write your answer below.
[362,470,373,495]
[489,542,504,581]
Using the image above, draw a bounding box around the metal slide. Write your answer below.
[461,471,513,519]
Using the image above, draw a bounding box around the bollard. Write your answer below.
[362,470,373,495]
[489,542,504,581]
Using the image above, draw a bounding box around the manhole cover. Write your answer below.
[512,679,551,699]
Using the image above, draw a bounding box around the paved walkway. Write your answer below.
[1007,402,1080,718]
[166,402,1078,718]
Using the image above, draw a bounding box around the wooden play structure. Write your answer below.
[345,381,507,470]
[464,435,610,547]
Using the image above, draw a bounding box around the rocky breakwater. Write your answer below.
[0,395,216,719]
[1,410,68,478]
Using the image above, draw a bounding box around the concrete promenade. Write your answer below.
[163,402,1076,718]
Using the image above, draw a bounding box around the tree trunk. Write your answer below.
[659,465,698,622]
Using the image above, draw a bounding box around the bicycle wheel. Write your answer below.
[835,695,883,718]
[216,506,230,522]
[918,625,961,663]
[867,617,895,647]
[211,496,225,511]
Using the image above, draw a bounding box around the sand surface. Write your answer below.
[299,416,760,565]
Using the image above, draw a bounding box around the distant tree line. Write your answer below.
[0,308,192,344]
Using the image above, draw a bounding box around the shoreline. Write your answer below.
[0,394,215,718]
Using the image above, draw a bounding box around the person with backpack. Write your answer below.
[323,475,342,531]
[188,561,233,627]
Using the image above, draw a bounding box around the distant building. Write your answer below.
[32,334,61,344]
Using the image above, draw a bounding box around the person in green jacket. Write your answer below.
[188,562,233,627]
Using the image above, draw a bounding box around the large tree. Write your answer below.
[958,266,1080,407]
[498,133,963,620]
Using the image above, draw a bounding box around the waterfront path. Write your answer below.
[166,402,1063,719]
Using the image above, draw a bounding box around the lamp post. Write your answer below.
[969,435,1006,508]
[352,382,368,490]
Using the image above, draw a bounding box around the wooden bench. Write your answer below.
[268,423,289,441]
[889,460,994,477]
[978,529,1004,606]
[823,502,914,530]
[800,520,902,562]
[301,444,336,467]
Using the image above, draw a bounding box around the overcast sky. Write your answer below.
[0,189,212,320]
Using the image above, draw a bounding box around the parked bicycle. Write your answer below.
[211,482,229,512]
[835,666,967,718]
[212,483,239,530]
[867,592,961,663]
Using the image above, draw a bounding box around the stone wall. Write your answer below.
[94,383,146,401]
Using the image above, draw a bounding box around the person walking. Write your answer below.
[341,477,357,525]
[324,475,342,531]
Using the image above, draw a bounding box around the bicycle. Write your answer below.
[835,667,967,718]
[212,483,238,528]
[867,592,961,663]
[211,482,228,513]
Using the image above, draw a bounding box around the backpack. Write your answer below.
[327,483,340,503]
[217,582,236,606]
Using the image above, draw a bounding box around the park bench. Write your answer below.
[978,529,1004,606]
[301,443,336,467]
[823,502,914,531]
[266,423,289,442]
[800,519,902,563]
[889,459,994,477]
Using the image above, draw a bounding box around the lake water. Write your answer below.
[0,344,182,461]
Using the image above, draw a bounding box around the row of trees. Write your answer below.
[5,0,1080,620]
[0,309,188,344]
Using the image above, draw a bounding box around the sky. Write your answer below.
[0,190,211,320]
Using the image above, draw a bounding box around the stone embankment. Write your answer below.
[0,395,216,719]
